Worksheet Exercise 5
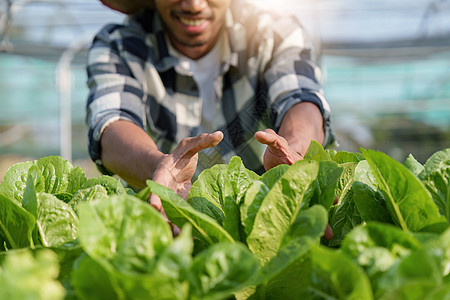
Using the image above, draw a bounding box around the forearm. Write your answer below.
[100,120,166,189]
[278,102,325,156]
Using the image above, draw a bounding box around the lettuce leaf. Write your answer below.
[22,168,78,248]
[188,157,259,235]
[0,156,87,204]
[419,149,450,221]
[0,160,35,204]
[246,159,318,263]
[147,180,235,245]
[352,181,393,225]
[308,245,373,299]
[404,154,425,176]
[189,242,260,300]
[0,194,35,249]
[0,249,65,300]
[362,149,445,232]
[78,194,172,274]
[251,206,328,299]
[341,222,422,278]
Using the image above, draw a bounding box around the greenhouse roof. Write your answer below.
[1,0,450,61]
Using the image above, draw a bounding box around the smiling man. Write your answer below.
[154,0,229,59]
[87,0,336,225]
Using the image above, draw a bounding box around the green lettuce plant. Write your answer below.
[0,146,449,299]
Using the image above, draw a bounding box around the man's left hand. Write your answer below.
[254,128,303,171]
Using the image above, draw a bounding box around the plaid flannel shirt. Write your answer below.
[86,0,336,176]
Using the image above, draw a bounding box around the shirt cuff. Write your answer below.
[271,89,337,148]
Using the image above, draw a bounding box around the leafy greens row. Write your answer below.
[0,144,449,299]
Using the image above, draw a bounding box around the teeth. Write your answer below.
[179,17,205,26]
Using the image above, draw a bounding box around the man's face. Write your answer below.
[154,0,231,59]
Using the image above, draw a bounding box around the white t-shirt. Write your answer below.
[169,35,223,133]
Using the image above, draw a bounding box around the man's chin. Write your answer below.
[171,38,214,58]
[177,38,209,49]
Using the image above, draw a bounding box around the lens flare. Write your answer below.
[247,0,305,13]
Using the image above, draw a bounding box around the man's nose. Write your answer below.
[180,0,208,13]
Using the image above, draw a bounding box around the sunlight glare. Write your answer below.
[247,0,295,13]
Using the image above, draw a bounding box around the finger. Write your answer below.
[171,224,181,237]
[255,129,291,154]
[199,131,223,149]
[149,195,178,236]
[323,224,334,241]
[148,193,162,211]
[254,129,279,146]
[255,129,301,165]
[173,131,224,159]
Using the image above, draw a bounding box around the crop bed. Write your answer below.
[0,142,449,299]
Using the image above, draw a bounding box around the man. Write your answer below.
[87,0,336,216]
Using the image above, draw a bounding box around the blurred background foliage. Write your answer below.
[0,0,449,180]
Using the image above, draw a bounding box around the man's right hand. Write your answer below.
[148,131,223,213]
[101,121,223,235]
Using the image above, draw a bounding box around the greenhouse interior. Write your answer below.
[1,0,449,180]
[1,1,450,299]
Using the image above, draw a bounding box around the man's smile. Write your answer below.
[174,13,212,34]
[178,17,207,27]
